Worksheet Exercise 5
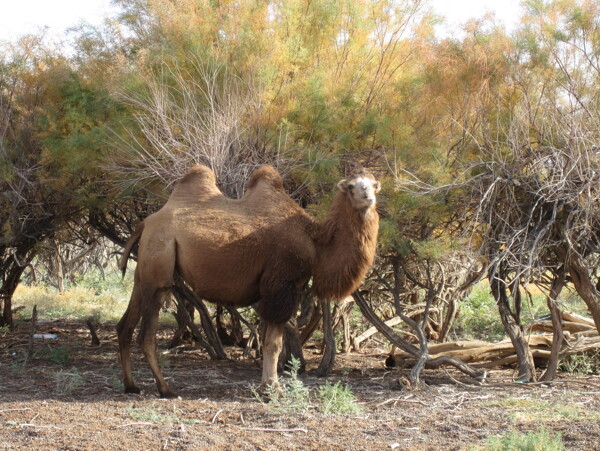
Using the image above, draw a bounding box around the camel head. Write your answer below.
[337,169,381,211]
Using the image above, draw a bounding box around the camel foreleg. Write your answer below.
[261,322,285,389]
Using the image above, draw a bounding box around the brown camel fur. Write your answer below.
[118,164,380,398]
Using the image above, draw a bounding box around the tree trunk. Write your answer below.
[54,241,65,293]
[353,290,485,381]
[172,273,227,360]
[541,274,566,381]
[567,253,600,335]
[168,299,197,349]
[278,320,305,373]
[438,297,458,343]
[316,300,336,377]
[300,302,322,345]
[1,250,35,328]
[331,297,353,353]
[489,275,536,381]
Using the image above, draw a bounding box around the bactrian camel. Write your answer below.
[118,165,380,398]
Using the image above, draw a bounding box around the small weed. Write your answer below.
[488,397,600,423]
[255,358,362,415]
[317,381,363,415]
[53,368,85,394]
[46,346,71,365]
[9,361,25,374]
[126,403,195,424]
[255,356,311,413]
[0,325,10,336]
[480,427,564,451]
[159,351,171,369]
[110,368,124,391]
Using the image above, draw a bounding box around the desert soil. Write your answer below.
[1,320,600,450]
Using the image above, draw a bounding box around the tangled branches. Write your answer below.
[108,59,302,198]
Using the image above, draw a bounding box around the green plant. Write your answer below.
[255,356,311,413]
[481,428,564,451]
[316,381,362,415]
[559,350,600,375]
[46,346,71,365]
[453,282,549,342]
[110,368,124,391]
[126,403,196,424]
[53,368,85,394]
[453,283,506,341]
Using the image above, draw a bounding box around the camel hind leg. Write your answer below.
[137,287,178,398]
[117,280,143,394]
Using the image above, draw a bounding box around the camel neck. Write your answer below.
[311,192,379,301]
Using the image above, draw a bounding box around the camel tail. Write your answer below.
[119,222,145,277]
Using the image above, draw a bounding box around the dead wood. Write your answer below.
[530,321,594,334]
[352,317,403,351]
[388,310,600,374]
[352,290,485,383]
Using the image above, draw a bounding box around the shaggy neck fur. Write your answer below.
[311,190,379,301]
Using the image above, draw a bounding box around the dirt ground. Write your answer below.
[1,320,600,451]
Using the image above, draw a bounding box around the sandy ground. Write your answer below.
[1,320,600,450]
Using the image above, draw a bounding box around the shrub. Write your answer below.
[453,283,506,341]
[46,346,72,365]
[559,350,600,375]
[316,381,363,415]
[453,282,550,341]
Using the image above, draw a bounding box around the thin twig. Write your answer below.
[241,427,308,433]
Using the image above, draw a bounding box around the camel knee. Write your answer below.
[116,317,134,342]
[259,284,301,325]
[264,336,283,357]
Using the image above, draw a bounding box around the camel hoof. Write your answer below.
[124,386,141,394]
[258,381,282,399]
[159,390,179,399]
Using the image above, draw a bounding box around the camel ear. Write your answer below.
[373,181,381,193]
[337,179,349,192]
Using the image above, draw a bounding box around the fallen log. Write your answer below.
[562,311,596,327]
[388,334,600,369]
[530,320,594,334]
[352,317,403,351]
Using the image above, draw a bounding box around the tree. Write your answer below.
[0,35,122,326]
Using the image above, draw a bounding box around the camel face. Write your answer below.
[338,175,381,210]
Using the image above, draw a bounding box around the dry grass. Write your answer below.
[12,284,130,323]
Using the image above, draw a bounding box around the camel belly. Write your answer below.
[175,246,263,306]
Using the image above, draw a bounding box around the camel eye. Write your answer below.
[348,183,355,191]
